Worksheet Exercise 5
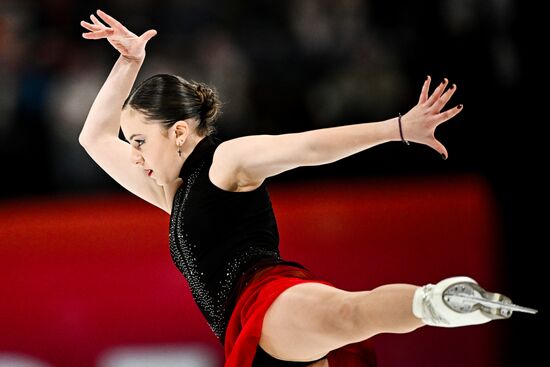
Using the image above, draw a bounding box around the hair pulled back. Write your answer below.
[123,74,222,136]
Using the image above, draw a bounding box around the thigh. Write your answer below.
[259,282,355,362]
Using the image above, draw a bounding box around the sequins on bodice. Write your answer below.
[169,136,283,342]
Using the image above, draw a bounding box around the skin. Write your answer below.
[80,10,466,366]
[81,10,463,201]
[119,107,204,187]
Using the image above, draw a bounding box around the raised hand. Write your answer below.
[80,9,157,61]
[401,76,463,159]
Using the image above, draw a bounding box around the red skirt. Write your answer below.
[224,263,377,367]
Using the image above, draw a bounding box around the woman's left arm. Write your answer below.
[217,76,462,187]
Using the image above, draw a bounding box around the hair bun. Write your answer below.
[194,82,222,126]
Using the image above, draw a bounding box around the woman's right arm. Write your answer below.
[79,55,144,140]
[78,10,169,213]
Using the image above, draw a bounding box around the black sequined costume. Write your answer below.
[169,135,306,344]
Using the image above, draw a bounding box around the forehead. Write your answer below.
[120,108,147,128]
[120,108,160,138]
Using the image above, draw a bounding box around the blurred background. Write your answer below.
[0,0,544,366]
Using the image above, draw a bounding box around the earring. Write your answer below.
[178,147,182,157]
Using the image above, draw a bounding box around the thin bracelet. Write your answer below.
[398,113,410,145]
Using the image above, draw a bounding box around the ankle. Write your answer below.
[412,284,446,326]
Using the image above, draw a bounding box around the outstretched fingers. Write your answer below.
[139,29,158,43]
[81,13,114,39]
[418,75,431,104]
[435,104,463,127]
[428,137,449,160]
[80,21,100,32]
[96,9,127,32]
[425,78,449,107]
[431,83,457,113]
[90,14,105,28]
[82,28,114,39]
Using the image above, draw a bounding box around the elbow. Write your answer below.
[78,131,98,150]
[78,133,90,148]
[79,127,100,148]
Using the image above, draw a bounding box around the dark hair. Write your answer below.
[123,74,222,136]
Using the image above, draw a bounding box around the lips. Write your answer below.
[145,169,153,177]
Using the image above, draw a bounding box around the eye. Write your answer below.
[135,139,145,147]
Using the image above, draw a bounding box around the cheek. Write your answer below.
[153,143,173,167]
[160,144,173,160]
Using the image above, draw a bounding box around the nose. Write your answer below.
[131,146,144,165]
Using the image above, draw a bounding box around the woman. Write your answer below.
[78,10,534,367]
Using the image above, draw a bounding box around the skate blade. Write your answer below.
[443,282,538,319]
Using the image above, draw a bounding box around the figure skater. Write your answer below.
[78,10,536,367]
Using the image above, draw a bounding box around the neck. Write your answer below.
[180,134,206,161]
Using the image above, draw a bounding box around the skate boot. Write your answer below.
[412,276,537,327]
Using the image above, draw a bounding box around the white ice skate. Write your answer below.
[412,276,537,327]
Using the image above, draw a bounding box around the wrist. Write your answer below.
[397,113,410,145]
[380,118,403,142]
[120,53,145,64]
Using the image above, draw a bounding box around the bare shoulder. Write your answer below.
[209,140,264,193]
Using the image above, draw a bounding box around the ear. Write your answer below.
[171,120,191,141]
[171,118,199,142]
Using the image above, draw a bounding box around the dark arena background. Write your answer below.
[0,1,544,367]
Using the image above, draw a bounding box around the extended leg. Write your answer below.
[259,276,535,363]
[258,282,422,362]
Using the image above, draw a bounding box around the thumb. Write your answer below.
[140,29,157,43]
[428,138,449,160]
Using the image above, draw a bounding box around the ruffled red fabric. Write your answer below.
[224,264,377,367]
